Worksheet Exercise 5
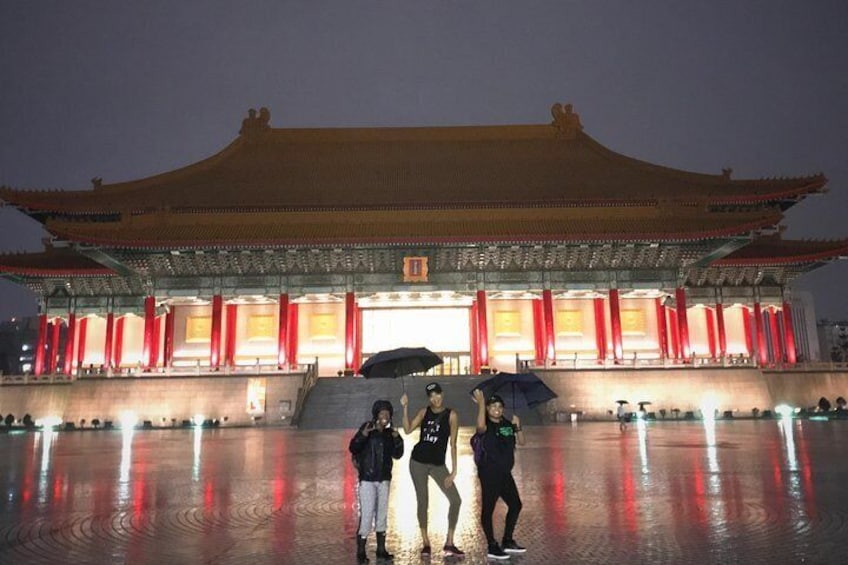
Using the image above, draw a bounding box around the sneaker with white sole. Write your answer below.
[502,540,526,554]
[443,544,465,557]
[487,543,510,560]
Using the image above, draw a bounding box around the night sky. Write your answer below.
[1,2,847,321]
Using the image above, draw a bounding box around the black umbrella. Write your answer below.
[615,400,630,405]
[359,347,443,379]
[470,372,558,412]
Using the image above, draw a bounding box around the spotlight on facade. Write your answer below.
[119,410,138,429]
[774,404,794,418]
[193,414,205,427]
[35,415,62,428]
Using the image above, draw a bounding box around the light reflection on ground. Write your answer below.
[1,420,847,564]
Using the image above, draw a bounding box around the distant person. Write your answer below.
[401,382,464,558]
[617,403,629,432]
[471,389,527,560]
[349,399,404,563]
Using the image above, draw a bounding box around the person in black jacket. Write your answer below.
[349,399,404,563]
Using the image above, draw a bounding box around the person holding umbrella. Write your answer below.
[400,382,464,558]
[471,388,526,560]
[616,400,630,432]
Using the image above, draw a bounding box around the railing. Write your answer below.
[0,373,76,385]
[290,358,319,426]
[516,355,848,372]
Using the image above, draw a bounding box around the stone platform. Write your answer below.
[1,419,847,564]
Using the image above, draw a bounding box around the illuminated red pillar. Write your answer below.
[34,314,48,375]
[103,312,115,371]
[782,301,797,364]
[142,296,156,370]
[63,313,76,375]
[210,295,223,369]
[151,315,161,369]
[541,289,555,362]
[655,298,668,360]
[715,303,727,359]
[532,298,545,363]
[48,319,61,374]
[277,294,289,368]
[477,290,490,369]
[345,292,356,372]
[470,301,480,374]
[742,306,753,357]
[769,308,782,364]
[354,302,363,373]
[668,308,679,360]
[224,304,238,368]
[754,302,767,365]
[287,303,299,367]
[609,289,623,363]
[675,288,691,360]
[163,308,175,368]
[593,298,607,363]
[114,316,125,369]
[76,316,88,372]
[705,308,717,359]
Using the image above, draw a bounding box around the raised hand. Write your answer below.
[362,422,375,435]
[400,393,408,407]
[472,388,484,404]
[512,414,521,428]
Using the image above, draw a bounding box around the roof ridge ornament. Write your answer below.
[239,107,271,136]
[550,102,583,139]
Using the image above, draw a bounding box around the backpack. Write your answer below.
[470,431,486,467]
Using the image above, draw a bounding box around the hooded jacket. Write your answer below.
[349,401,404,481]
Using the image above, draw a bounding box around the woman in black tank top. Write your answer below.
[401,382,464,557]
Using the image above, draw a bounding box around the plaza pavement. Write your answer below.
[1,418,847,564]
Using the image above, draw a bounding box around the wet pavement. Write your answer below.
[1,418,847,564]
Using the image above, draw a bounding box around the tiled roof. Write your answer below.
[0,246,114,276]
[44,207,782,249]
[714,235,848,266]
[0,120,826,214]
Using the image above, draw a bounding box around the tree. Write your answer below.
[4,414,14,427]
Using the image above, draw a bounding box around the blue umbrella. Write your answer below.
[470,372,557,411]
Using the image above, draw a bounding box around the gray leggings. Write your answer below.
[409,458,462,531]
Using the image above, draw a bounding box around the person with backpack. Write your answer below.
[471,388,526,560]
[349,399,404,563]
[401,382,464,558]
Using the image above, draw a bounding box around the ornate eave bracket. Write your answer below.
[239,107,271,136]
[550,102,583,139]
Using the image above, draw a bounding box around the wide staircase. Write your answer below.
[296,374,544,430]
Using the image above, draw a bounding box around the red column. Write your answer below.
[34,314,48,376]
[344,292,356,372]
[655,298,668,360]
[114,316,125,370]
[754,302,767,366]
[143,296,156,370]
[469,301,479,374]
[667,308,679,360]
[608,290,623,363]
[541,289,555,362]
[769,308,782,364]
[48,319,62,374]
[151,315,161,370]
[532,298,545,363]
[277,294,289,368]
[63,313,76,375]
[782,301,797,364]
[225,304,238,368]
[705,308,717,359]
[354,302,363,373]
[163,308,175,368]
[103,312,115,372]
[675,288,691,361]
[715,303,727,359]
[210,295,223,369]
[76,317,88,373]
[477,290,490,369]
[286,303,299,367]
[593,298,607,363]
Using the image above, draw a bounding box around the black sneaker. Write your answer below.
[487,543,510,560]
[502,540,526,554]
[420,545,431,557]
[443,544,465,557]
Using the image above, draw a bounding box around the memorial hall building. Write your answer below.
[2,105,846,378]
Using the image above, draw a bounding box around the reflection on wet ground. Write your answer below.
[1,418,847,564]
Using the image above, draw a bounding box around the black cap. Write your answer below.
[425,382,442,395]
[485,394,505,406]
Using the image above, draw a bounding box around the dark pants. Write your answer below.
[479,469,522,545]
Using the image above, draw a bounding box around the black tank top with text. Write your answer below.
[411,407,451,466]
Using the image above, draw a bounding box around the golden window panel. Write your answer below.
[556,310,583,336]
[185,316,212,343]
[247,315,275,341]
[494,310,521,337]
[621,309,646,335]
[309,313,337,340]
